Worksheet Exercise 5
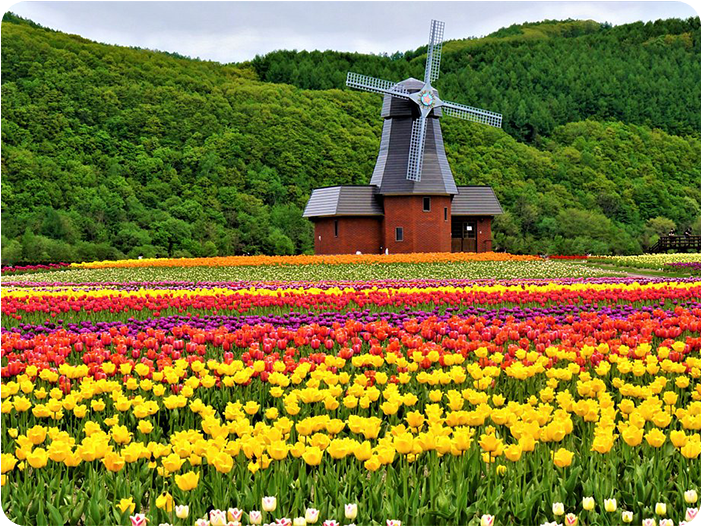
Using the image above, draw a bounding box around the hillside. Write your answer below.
[252,18,701,142]
[1,14,700,263]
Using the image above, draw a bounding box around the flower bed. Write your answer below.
[1,276,700,526]
[589,253,701,270]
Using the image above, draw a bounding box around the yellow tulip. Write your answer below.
[155,492,173,512]
[645,429,666,448]
[118,498,136,514]
[26,448,49,469]
[553,448,574,468]
[302,446,322,466]
[175,471,200,491]
[103,452,125,472]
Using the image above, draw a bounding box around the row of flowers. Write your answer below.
[1,262,72,275]
[589,254,700,270]
[1,259,626,284]
[67,253,541,270]
[2,279,698,324]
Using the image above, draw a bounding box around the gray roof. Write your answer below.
[381,78,443,118]
[452,186,504,216]
[303,186,383,218]
[369,113,457,196]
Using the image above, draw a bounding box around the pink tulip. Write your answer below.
[686,509,698,522]
[195,519,210,527]
[643,519,656,526]
[565,513,578,526]
[262,497,277,512]
[130,514,148,527]
[228,509,244,523]
[305,509,320,524]
[249,511,263,526]
[322,521,339,526]
[481,515,495,527]
[275,519,292,526]
[387,521,402,526]
[210,510,227,527]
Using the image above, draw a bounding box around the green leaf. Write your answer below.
[47,503,65,526]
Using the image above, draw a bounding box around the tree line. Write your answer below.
[1,14,699,263]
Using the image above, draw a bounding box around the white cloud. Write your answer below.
[8,1,699,63]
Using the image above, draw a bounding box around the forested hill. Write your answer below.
[1,14,700,263]
[252,18,701,142]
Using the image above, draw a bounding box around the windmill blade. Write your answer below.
[406,115,427,182]
[424,20,445,84]
[441,100,502,128]
[346,72,410,99]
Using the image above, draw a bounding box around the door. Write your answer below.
[462,221,477,252]
[451,219,477,253]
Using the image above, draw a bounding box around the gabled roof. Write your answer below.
[303,186,383,218]
[451,186,504,216]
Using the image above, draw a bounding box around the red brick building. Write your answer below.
[304,77,503,255]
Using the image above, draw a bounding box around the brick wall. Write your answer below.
[382,196,452,254]
[476,216,493,253]
[313,217,383,255]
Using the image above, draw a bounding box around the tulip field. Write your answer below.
[1,254,701,526]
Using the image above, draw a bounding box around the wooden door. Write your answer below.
[451,220,477,252]
[463,221,477,252]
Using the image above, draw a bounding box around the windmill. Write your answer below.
[303,19,505,256]
[346,19,502,182]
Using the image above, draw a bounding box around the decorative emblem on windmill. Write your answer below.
[347,20,502,183]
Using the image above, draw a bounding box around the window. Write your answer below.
[395,227,404,242]
[334,220,339,237]
[423,197,431,212]
[444,207,448,221]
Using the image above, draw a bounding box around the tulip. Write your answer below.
[275,519,292,526]
[118,498,136,514]
[227,509,244,522]
[130,514,148,527]
[582,497,595,511]
[175,506,189,519]
[565,513,577,526]
[302,447,323,466]
[322,522,339,527]
[262,497,277,512]
[210,510,227,526]
[26,448,49,469]
[344,504,358,520]
[249,511,263,525]
[685,491,698,504]
[481,515,495,526]
[655,503,667,516]
[659,520,673,526]
[553,503,565,516]
[686,509,698,522]
[305,509,320,524]
[553,448,574,468]
[387,521,402,526]
[156,492,173,513]
[622,511,633,523]
[195,519,210,527]
[175,471,200,491]
[293,518,306,526]
[642,519,656,526]
[604,499,617,512]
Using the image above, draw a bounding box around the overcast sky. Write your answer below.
[8,1,699,63]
